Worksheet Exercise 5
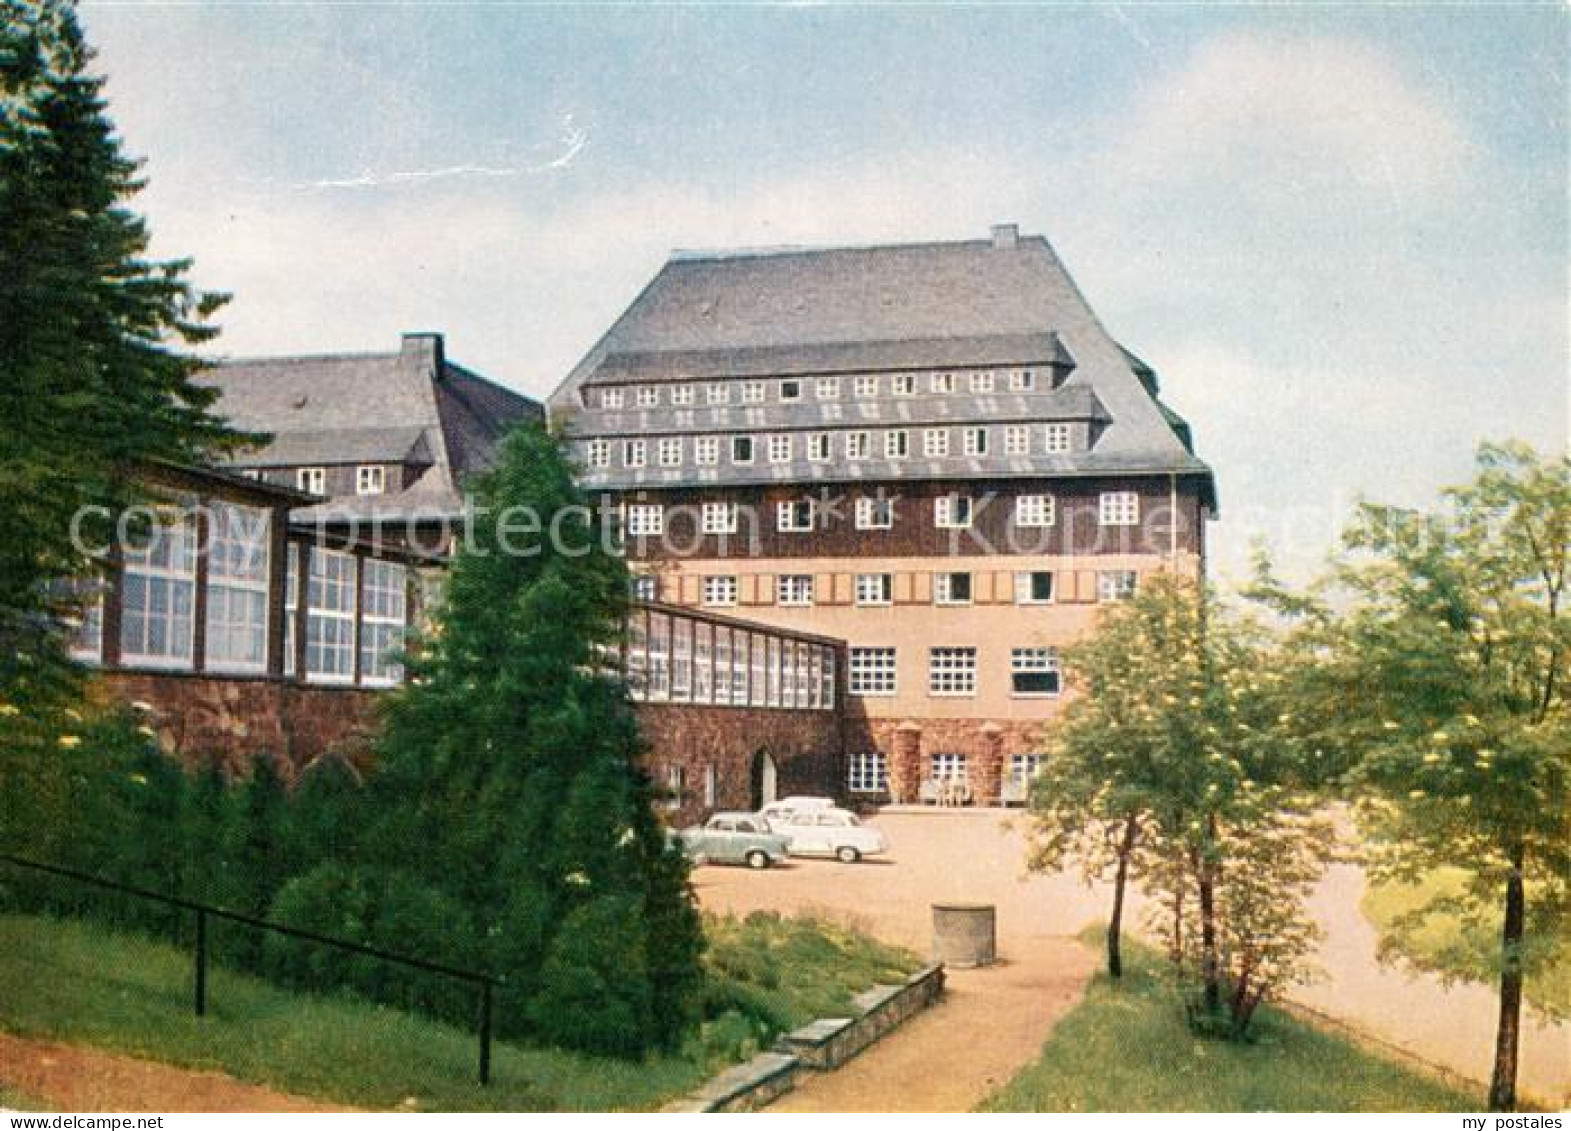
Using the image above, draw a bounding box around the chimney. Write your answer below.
[990,223,1020,250]
[400,331,445,374]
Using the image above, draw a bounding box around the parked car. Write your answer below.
[677,812,791,869]
[757,796,837,825]
[773,807,888,863]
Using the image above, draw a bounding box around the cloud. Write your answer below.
[1103,31,1478,209]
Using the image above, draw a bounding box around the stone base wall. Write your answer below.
[97,671,381,779]
[633,702,843,827]
[847,716,1050,805]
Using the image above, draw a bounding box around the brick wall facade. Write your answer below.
[634,701,844,827]
[98,671,382,779]
[845,714,1048,805]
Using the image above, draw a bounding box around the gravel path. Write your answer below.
[0,1032,352,1112]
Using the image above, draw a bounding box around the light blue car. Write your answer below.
[677,812,791,869]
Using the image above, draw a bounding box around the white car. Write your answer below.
[773,807,888,863]
[757,796,837,825]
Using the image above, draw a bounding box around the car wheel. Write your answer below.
[745,850,772,870]
[836,846,861,864]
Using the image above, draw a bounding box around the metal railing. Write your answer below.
[0,852,501,1085]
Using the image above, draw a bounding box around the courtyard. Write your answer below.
[692,809,1571,1110]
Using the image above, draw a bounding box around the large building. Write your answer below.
[550,224,1216,805]
[199,332,543,551]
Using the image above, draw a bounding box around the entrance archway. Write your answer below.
[750,749,778,809]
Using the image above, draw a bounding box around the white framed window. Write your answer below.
[1014,571,1055,604]
[848,749,890,792]
[963,427,989,456]
[701,501,738,534]
[1010,752,1046,787]
[694,436,719,466]
[815,376,840,399]
[741,381,766,404]
[64,577,104,665]
[732,436,754,464]
[305,548,355,683]
[706,382,730,405]
[849,647,897,696]
[931,372,955,394]
[631,574,658,603]
[807,432,831,462]
[935,572,972,606]
[204,502,270,674]
[1010,370,1035,392]
[702,575,738,607]
[778,574,814,606]
[1044,423,1072,453]
[854,375,879,398]
[1100,491,1140,526]
[931,751,969,781]
[884,430,909,459]
[663,764,685,811]
[779,379,802,402]
[636,386,660,408]
[586,439,610,468]
[768,434,792,464]
[923,428,950,458]
[934,495,973,529]
[356,465,385,496]
[928,648,977,696]
[360,559,407,685]
[670,384,694,406]
[120,509,197,669]
[1016,494,1056,527]
[855,496,893,530]
[971,371,995,394]
[624,439,646,468]
[713,627,733,704]
[855,573,893,606]
[845,431,871,461]
[599,387,624,410]
[658,438,683,467]
[646,612,671,699]
[1004,425,1030,455]
[296,467,326,495]
[1011,647,1061,697]
[625,503,664,537]
[891,373,915,396]
[1098,570,1138,602]
[777,499,814,532]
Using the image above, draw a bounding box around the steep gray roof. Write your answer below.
[198,333,542,522]
[551,227,1213,497]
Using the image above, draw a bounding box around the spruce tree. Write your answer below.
[0,0,249,707]
[360,424,704,1054]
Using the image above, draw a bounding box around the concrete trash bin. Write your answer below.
[931,902,996,968]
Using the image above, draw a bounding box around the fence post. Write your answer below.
[193,907,208,1017]
[477,981,493,1086]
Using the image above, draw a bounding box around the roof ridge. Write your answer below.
[668,234,1048,264]
[214,350,399,367]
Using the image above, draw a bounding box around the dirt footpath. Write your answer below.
[0,1032,352,1113]
[692,809,1102,1111]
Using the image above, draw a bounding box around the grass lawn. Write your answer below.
[981,931,1482,1112]
[0,910,918,1112]
[1361,868,1570,1016]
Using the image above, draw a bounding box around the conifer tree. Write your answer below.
[0,0,248,708]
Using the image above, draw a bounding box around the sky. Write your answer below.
[79,2,1568,586]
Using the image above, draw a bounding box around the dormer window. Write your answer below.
[732,436,755,464]
[658,438,682,467]
[924,429,950,458]
[854,375,879,398]
[1004,425,1030,455]
[586,439,610,468]
[600,387,624,410]
[1010,370,1035,392]
[846,431,871,461]
[884,429,909,459]
[707,383,730,405]
[891,374,915,396]
[963,427,989,457]
[741,381,766,404]
[970,371,995,394]
[931,372,955,395]
[1044,423,1072,453]
[356,465,385,496]
[815,376,840,400]
[636,386,660,408]
[297,467,326,495]
[669,384,694,406]
[779,379,802,402]
[624,439,646,468]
